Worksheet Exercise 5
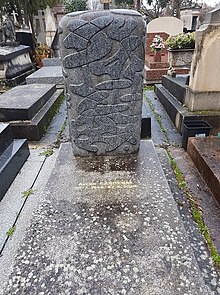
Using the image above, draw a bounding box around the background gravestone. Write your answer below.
[186,7,220,111]
[59,10,145,156]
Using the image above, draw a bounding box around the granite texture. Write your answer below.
[0,45,30,61]
[59,10,145,156]
[10,88,64,141]
[161,75,187,105]
[155,80,220,135]
[0,123,30,201]
[0,123,13,155]
[42,58,61,67]
[0,84,56,121]
[26,66,63,87]
[2,141,212,294]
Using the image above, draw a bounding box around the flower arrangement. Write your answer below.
[33,43,53,67]
[150,35,165,52]
[166,32,195,50]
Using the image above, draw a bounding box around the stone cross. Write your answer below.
[11,10,18,23]
[59,10,145,156]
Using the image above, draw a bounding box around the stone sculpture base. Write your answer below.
[185,87,220,111]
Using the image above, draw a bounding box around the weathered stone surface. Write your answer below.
[2,141,212,294]
[186,7,220,111]
[59,10,145,156]
[187,137,220,204]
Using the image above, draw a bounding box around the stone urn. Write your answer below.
[153,50,161,62]
[168,49,194,69]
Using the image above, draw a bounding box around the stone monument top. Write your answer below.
[0,16,19,46]
[203,6,220,25]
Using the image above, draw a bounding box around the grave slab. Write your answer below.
[0,123,29,201]
[0,45,34,86]
[42,57,61,67]
[0,84,56,121]
[2,141,211,294]
[26,66,63,87]
[155,76,220,135]
[0,84,64,141]
[187,137,220,204]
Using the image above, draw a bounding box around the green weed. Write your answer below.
[22,188,35,198]
[167,148,220,268]
[144,94,169,143]
[40,149,54,157]
[6,226,16,237]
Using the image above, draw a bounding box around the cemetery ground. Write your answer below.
[0,88,220,293]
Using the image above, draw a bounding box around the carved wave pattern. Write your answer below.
[63,13,144,155]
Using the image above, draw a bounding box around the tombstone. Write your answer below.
[59,10,145,156]
[26,65,63,87]
[45,6,57,48]
[16,30,35,50]
[185,7,220,111]
[0,123,29,201]
[145,17,185,83]
[51,29,60,57]
[0,17,34,86]
[0,84,63,140]
[0,44,34,86]
[147,16,183,36]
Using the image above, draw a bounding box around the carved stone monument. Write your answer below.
[0,16,17,46]
[59,10,145,156]
[185,7,220,111]
[0,16,34,86]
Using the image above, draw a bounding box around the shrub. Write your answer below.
[166,32,195,50]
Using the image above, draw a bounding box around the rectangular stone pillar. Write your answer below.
[186,8,220,111]
[59,10,145,156]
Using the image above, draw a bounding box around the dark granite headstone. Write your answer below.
[59,9,145,156]
[16,31,35,50]
[0,45,34,86]
[0,84,64,140]
[0,123,29,201]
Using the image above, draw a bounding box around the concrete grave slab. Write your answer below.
[2,141,211,294]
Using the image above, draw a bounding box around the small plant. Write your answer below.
[166,32,195,50]
[150,35,165,52]
[22,188,35,198]
[6,226,16,237]
[40,149,54,157]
